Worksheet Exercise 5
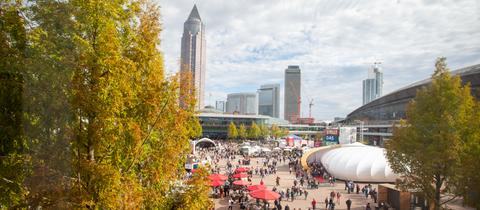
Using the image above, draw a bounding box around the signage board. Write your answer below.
[324,128,339,136]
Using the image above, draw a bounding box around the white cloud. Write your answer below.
[157,0,480,121]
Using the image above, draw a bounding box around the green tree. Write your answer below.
[0,0,209,209]
[238,124,247,140]
[227,122,238,140]
[259,124,270,140]
[174,167,213,209]
[248,122,261,140]
[0,1,29,208]
[458,97,480,208]
[386,58,477,210]
[270,124,280,139]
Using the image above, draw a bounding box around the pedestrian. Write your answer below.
[285,204,290,210]
[366,203,371,210]
[345,199,352,210]
[336,192,341,204]
[304,189,308,200]
[312,198,316,210]
[276,176,280,186]
[325,197,328,209]
[228,198,234,210]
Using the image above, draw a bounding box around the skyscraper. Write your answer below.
[226,93,257,115]
[362,64,383,105]
[284,65,301,123]
[215,100,226,112]
[258,84,280,118]
[180,5,206,110]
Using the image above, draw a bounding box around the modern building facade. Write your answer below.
[215,100,226,113]
[362,64,383,105]
[347,64,480,146]
[180,5,206,110]
[197,110,269,139]
[258,84,280,118]
[285,65,301,123]
[226,93,257,115]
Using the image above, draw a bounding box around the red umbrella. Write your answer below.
[191,169,198,173]
[232,180,250,186]
[249,189,280,200]
[232,173,248,179]
[209,180,225,187]
[235,167,249,173]
[208,174,228,181]
[247,184,267,191]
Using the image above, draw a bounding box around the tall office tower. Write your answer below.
[362,64,383,105]
[284,65,301,123]
[180,5,206,110]
[226,93,258,115]
[215,100,226,112]
[258,84,280,118]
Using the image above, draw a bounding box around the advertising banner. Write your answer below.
[324,128,339,136]
[286,137,294,147]
[339,127,357,144]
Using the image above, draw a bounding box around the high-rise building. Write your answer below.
[284,65,301,123]
[215,100,226,112]
[226,93,257,115]
[362,64,383,105]
[258,84,280,118]
[180,5,206,110]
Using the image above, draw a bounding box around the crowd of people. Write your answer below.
[192,142,392,210]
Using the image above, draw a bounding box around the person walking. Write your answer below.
[345,199,352,210]
[365,203,371,210]
[325,197,329,209]
[228,198,234,210]
[336,192,341,205]
[311,198,317,210]
[304,189,308,200]
[285,204,290,210]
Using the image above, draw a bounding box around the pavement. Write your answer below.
[212,155,378,210]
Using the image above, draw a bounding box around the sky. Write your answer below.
[156,0,480,121]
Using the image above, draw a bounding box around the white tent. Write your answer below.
[261,148,272,152]
[306,143,399,182]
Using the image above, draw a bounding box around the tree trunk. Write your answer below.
[434,174,442,210]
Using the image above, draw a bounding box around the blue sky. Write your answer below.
[157,0,480,121]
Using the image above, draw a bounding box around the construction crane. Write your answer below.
[308,99,314,118]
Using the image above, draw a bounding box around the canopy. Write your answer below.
[261,148,272,152]
[247,184,266,191]
[249,189,280,200]
[195,138,216,148]
[208,174,228,181]
[233,180,250,186]
[235,167,249,173]
[232,173,248,179]
[209,180,224,187]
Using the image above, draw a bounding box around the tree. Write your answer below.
[0,0,210,209]
[238,124,247,140]
[0,2,29,208]
[259,124,270,140]
[386,58,478,210]
[457,97,480,208]
[270,124,280,139]
[227,122,238,140]
[173,167,213,209]
[248,122,261,140]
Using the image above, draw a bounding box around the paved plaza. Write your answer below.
[212,154,377,210]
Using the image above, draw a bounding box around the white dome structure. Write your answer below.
[302,143,399,182]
